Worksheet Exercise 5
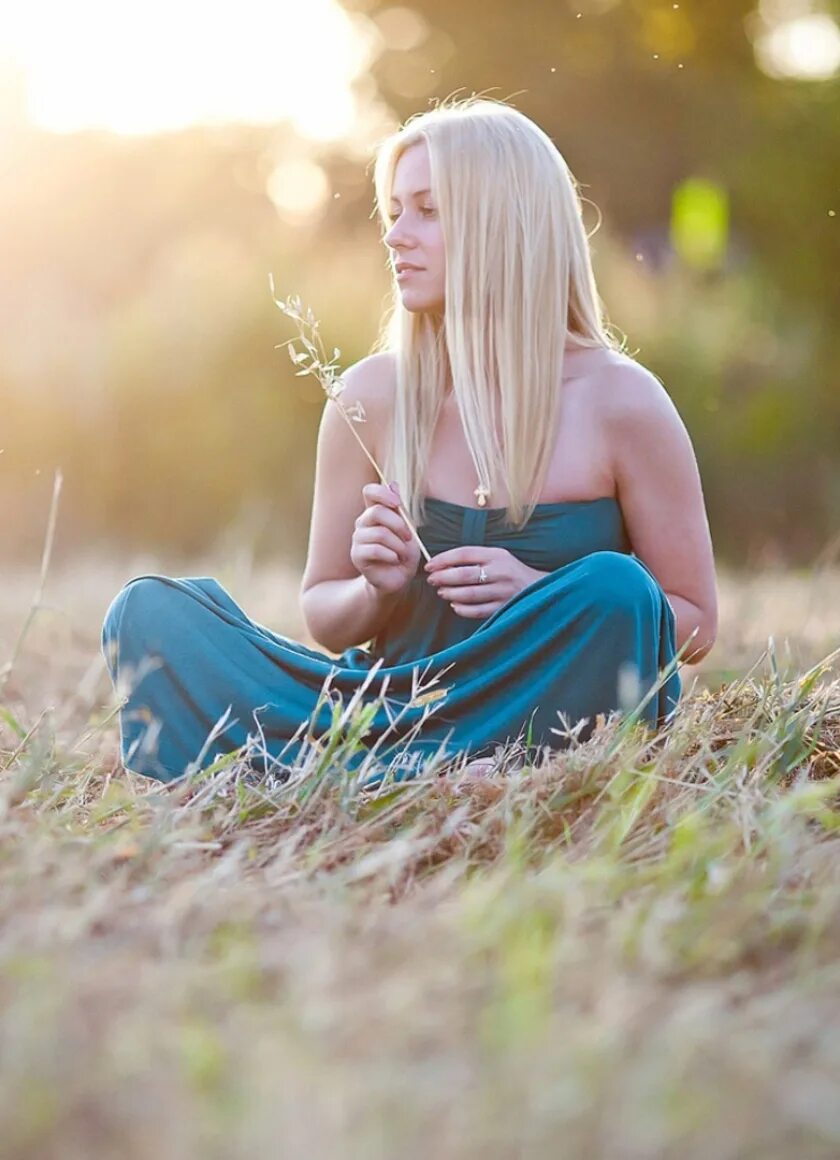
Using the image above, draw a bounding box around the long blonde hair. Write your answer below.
[372,96,617,530]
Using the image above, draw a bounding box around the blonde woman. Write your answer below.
[101,98,718,786]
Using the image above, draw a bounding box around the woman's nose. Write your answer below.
[385,219,415,251]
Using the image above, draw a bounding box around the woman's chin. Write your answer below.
[398,290,444,314]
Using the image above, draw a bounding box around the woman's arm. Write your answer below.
[661,591,713,664]
[603,360,719,665]
[299,351,399,653]
[301,576,404,655]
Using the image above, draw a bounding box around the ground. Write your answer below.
[0,551,839,1159]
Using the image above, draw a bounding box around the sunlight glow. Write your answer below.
[267,159,331,224]
[754,13,840,80]
[0,0,380,140]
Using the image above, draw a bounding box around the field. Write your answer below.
[1,552,840,1159]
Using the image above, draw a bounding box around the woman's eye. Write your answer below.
[386,206,435,223]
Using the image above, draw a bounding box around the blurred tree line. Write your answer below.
[0,123,389,566]
[0,0,838,570]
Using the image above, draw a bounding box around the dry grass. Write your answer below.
[1,553,840,1159]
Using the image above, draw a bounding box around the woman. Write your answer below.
[101,98,718,787]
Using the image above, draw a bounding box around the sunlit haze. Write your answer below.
[753,9,840,80]
[0,0,380,141]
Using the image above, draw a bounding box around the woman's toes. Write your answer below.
[459,759,496,779]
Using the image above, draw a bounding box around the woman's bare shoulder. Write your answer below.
[576,350,676,440]
[339,350,397,404]
[591,350,671,407]
[336,351,397,456]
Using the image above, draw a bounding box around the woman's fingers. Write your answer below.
[358,503,413,543]
[428,563,496,587]
[450,600,500,619]
[364,544,401,565]
[362,481,401,507]
[361,483,406,526]
[436,585,503,604]
[355,525,409,559]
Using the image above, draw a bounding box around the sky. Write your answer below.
[1,0,838,145]
[0,0,383,141]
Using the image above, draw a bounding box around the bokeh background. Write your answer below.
[1,0,839,572]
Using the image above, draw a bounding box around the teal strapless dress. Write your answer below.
[101,496,681,785]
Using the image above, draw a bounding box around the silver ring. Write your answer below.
[477,565,489,585]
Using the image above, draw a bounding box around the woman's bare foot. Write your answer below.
[460,759,496,778]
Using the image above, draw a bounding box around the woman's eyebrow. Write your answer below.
[389,188,432,204]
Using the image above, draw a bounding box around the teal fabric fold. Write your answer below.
[101,496,681,786]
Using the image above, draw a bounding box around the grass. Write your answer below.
[1,546,840,1159]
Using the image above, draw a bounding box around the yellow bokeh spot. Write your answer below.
[670,178,729,271]
[640,5,697,61]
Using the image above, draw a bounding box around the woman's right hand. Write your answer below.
[351,481,422,596]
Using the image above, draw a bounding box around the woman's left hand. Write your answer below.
[424,547,547,619]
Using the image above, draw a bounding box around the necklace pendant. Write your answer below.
[474,485,490,508]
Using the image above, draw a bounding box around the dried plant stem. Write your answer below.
[0,469,63,697]
[336,415,432,563]
[270,281,432,565]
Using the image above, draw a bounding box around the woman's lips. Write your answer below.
[397,267,423,280]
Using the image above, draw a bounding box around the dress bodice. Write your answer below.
[364,495,632,667]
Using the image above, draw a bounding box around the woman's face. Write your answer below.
[384,140,445,313]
